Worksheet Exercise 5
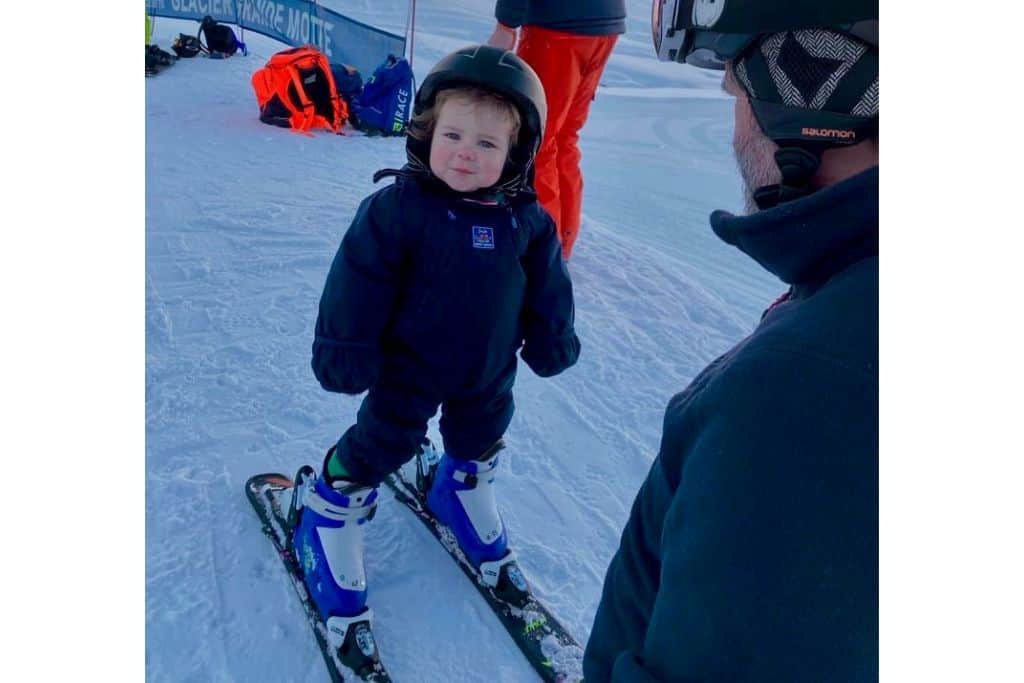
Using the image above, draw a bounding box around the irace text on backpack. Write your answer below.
[350,55,414,136]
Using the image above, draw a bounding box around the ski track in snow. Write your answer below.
[146,2,778,681]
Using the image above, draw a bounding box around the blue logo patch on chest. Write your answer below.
[471,226,495,250]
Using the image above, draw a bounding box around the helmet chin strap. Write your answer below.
[752,145,821,210]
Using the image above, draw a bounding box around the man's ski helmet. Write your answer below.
[406,45,547,196]
[652,0,878,208]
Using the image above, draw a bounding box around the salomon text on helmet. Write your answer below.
[652,0,878,207]
[406,45,548,196]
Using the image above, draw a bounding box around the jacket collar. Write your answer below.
[710,166,878,286]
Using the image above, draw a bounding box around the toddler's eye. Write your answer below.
[479,140,496,149]
[444,132,460,141]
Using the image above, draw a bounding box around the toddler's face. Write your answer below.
[428,97,514,193]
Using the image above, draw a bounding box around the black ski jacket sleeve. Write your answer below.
[584,258,879,682]
[519,206,580,377]
[584,167,880,683]
[495,0,626,36]
[586,344,878,681]
[585,167,879,683]
[311,185,408,394]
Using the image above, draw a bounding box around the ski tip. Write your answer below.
[245,473,293,491]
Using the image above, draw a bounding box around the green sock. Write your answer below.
[326,449,351,481]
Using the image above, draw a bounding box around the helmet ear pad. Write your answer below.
[732,29,878,146]
[727,29,878,209]
[501,115,541,190]
[405,119,432,172]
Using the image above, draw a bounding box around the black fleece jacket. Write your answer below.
[584,167,879,683]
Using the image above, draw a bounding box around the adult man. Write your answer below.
[487,0,626,260]
[583,1,878,680]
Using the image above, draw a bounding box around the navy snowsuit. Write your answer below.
[312,175,580,486]
[584,167,879,682]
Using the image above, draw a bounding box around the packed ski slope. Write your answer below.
[145,1,779,681]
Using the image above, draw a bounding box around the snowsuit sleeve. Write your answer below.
[312,186,408,394]
[519,209,580,377]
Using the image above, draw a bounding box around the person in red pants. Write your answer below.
[488,1,625,261]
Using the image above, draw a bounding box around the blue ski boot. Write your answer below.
[423,439,531,606]
[287,450,387,680]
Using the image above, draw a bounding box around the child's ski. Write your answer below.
[245,473,391,683]
[383,451,584,683]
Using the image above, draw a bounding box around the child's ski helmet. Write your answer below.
[407,45,547,195]
[652,0,877,207]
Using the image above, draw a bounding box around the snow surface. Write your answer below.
[145,1,779,681]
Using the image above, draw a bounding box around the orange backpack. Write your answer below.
[251,46,348,133]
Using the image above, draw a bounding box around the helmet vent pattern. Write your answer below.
[734,60,757,100]
[851,78,879,118]
[761,30,866,110]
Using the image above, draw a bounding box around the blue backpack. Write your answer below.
[330,63,364,109]
[350,55,414,136]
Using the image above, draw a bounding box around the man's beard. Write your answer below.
[734,127,781,215]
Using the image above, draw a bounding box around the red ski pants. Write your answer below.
[517,27,617,260]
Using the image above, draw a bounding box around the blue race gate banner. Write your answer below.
[145,0,406,79]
